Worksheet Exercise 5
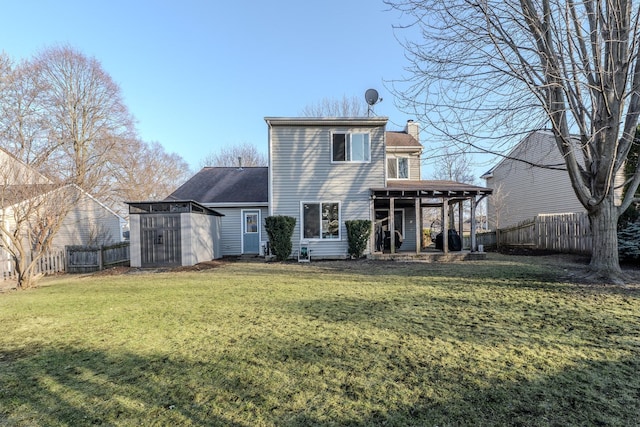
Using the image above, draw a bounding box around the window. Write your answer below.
[302,202,340,239]
[388,157,409,179]
[332,132,370,162]
[245,213,258,233]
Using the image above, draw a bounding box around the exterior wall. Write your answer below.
[484,130,586,228]
[205,206,268,256]
[386,154,422,181]
[0,150,51,185]
[181,212,219,266]
[53,193,123,249]
[268,119,387,259]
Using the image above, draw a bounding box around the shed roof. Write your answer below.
[166,167,268,204]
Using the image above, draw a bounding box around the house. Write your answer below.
[265,117,492,258]
[165,167,268,256]
[0,148,124,273]
[481,130,623,229]
[128,117,492,264]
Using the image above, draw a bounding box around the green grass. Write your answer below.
[1,255,639,426]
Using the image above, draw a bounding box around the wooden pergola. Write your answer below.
[370,180,493,254]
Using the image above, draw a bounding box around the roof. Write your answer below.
[386,131,421,148]
[372,180,493,197]
[166,167,268,204]
[126,200,224,216]
[0,184,60,207]
[265,117,388,127]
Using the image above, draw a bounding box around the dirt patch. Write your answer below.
[169,259,231,272]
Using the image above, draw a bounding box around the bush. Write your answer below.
[345,220,372,259]
[265,216,296,261]
[618,220,640,262]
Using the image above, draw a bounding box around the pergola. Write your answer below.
[370,180,493,254]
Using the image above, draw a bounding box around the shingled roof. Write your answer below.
[386,131,421,148]
[166,167,268,204]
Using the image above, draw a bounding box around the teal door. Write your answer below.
[243,210,260,254]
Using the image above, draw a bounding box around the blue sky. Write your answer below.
[1,1,421,173]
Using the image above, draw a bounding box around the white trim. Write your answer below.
[330,131,371,164]
[240,209,261,254]
[203,202,268,208]
[387,156,410,180]
[300,201,342,241]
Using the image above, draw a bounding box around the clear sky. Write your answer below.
[1,1,420,173]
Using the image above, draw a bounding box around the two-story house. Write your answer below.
[128,117,492,266]
[266,117,491,259]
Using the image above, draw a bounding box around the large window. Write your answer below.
[302,202,340,239]
[332,132,370,162]
[388,157,409,179]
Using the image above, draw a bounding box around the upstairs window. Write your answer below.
[388,157,409,179]
[332,132,370,162]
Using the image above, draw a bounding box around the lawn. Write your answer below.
[1,254,639,426]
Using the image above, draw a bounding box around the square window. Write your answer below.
[332,133,370,162]
[303,202,340,240]
[388,157,409,179]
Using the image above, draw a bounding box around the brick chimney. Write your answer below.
[405,120,419,143]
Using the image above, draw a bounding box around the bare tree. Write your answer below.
[386,0,640,283]
[33,45,136,196]
[486,183,510,230]
[300,95,366,117]
[114,139,192,208]
[430,146,477,184]
[199,142,267,168]
[0,153,79,288]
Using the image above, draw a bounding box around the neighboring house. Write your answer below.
[166,167,269,256]
[0,148,124,270]
[481,129,623,229]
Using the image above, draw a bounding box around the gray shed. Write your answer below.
[127,200,223,268]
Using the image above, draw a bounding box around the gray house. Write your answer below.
[481,130,623,229]
[266,117,492,258]
[128,117,492,264]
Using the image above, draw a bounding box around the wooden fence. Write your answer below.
[1,249,66,281]
[66,242,130,273]
[477,212,592,254]
[1,242,131,281]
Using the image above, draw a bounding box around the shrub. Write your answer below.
[265,216,296,261]
[618,220,640,262]
[345,220,372,259]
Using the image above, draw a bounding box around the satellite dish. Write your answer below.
[365,88,379,106]
[365,88,382,116]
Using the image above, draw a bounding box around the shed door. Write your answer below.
[140,214,181,267]
[242,210,260,254]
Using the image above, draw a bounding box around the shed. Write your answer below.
[127,200,224,268]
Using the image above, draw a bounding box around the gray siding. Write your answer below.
[207,206,268,256]
[181,212,221,265]
[269,123,386,258]
[53,193,123,249]
[485,131,585,228]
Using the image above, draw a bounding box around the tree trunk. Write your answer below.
[588,197,624,283]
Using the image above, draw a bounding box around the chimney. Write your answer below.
[405,120,419,143]
[237,156,243,170]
